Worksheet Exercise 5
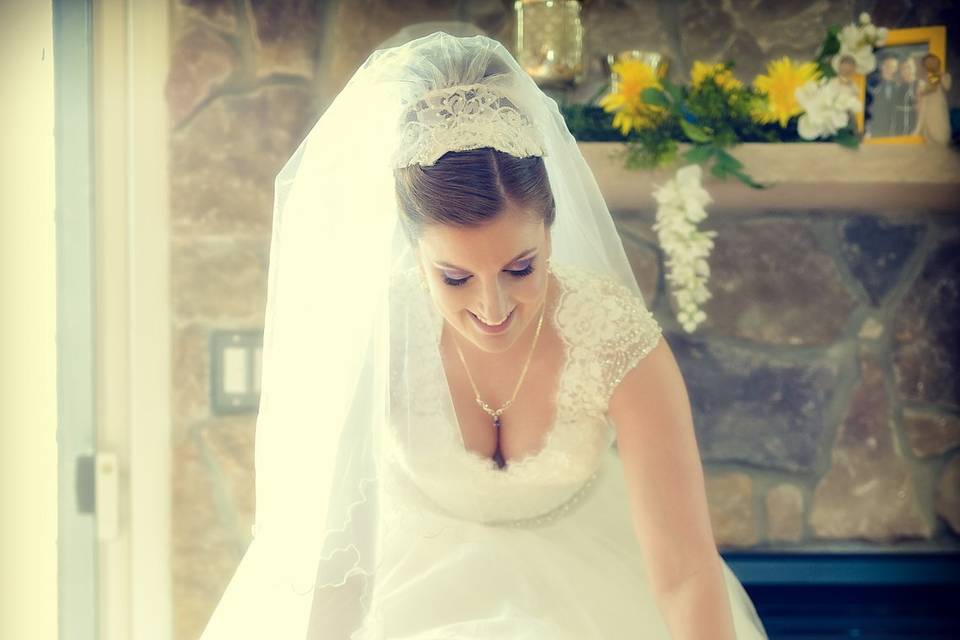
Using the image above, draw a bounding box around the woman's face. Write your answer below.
[416,203,551,355]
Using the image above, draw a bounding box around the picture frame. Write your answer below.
[858,26,947,145]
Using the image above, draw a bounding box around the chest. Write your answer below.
[441,324,567,466]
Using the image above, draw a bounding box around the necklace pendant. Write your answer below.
[493,446,506,469]
[493,415,502,429]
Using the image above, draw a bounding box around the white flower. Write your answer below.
[830,13,887,73]
[833,45,877,75]
[838,23,865,50]
[795,78,863,140]
[652,164,717,333]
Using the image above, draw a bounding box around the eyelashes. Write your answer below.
[441,261,536,287]
[442,275,469,286]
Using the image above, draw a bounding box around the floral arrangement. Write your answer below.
[795,77,864,141]
[578,12,889,332]
[814,12,890,77]
[575,12,893,173]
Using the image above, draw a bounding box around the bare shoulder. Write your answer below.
[607,335,674,419]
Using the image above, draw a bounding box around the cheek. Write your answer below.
[428,287,463,315]
[515,271,548,303]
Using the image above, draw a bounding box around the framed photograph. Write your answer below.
[860,26,947,144]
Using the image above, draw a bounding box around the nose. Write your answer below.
[476,278,509,322]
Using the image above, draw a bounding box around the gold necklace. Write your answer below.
[452,280,549,436]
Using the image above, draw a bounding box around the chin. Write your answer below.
[468,333,518,354]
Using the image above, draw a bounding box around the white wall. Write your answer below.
[0,3,59,640]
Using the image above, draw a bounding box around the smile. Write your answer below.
[469,308,515,334]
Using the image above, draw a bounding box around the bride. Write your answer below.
[199,32,768,639]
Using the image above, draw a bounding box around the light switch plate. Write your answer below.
[210,330,263,415]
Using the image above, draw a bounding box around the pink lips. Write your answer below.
[470,308,515,335]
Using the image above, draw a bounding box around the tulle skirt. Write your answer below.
[351,447,768,639]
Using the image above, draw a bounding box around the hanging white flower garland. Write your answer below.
[652,164,717,333]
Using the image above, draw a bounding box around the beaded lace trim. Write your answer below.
[490,466,604,528]
[393,83,546,167]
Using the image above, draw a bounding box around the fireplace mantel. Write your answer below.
[578,142,960,214]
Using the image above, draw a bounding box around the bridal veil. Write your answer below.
[199,31,648,639]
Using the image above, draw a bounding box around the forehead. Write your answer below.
[418,206,545,267]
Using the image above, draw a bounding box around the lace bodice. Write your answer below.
[383,263,662,527]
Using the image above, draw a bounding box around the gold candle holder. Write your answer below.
[514,0,585,87]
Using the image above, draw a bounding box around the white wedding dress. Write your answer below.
[349,262,769,639]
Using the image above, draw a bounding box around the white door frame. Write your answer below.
[92,0,172,638]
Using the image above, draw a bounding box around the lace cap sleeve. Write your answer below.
[597,278,663,407]
[555,265,663,413]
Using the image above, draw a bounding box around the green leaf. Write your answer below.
[730,167,767,189]
[833,130,861,149]
[713,148,744,170]
[623,138,678,170]
[641,87,672,108]
[710,162,729,179]
[683,144,715,164]
[663,81,683,105]
[680,118,712,143]
[660,143,679,166]
[815,28,840,59]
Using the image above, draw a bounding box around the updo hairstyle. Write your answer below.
[394,148,555,242]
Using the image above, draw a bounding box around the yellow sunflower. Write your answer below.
[690,61,743,92]
[599,60,664,135]
[751,57,820,127]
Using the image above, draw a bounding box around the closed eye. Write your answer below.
[441,260,536,287]
[508,262,535,278]
[442,274,470,287]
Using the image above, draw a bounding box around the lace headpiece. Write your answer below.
[393,83,547,167]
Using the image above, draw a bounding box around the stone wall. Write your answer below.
[616,208,960,548]
[166,0,959,637]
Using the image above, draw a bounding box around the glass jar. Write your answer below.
[605,50,670,94]
[514,0,584,87]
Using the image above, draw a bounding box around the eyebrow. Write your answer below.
[433,248,538,272]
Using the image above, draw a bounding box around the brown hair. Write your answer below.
[394,147,556,241]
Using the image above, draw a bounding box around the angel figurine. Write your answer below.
[914,52,952,144]
[830,53,865,133]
